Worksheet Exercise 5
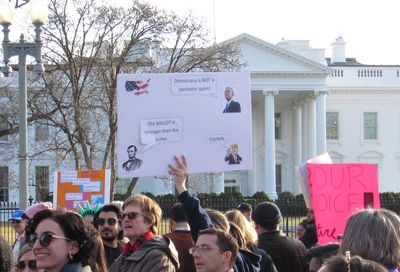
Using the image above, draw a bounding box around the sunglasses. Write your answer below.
[27,231,71,247]
[16,259,37,270]
[97,218,120,226]
[11,220,23,224]
[122,211,145,220]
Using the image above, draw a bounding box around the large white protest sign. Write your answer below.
[117,72,252,178]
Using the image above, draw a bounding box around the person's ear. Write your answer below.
[223,251,232,266]
[143,218,153,230]
[69,240,79,256]
[253,222,261,234]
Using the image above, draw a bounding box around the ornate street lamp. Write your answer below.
[0,0,47,208]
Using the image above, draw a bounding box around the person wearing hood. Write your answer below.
[109,194,179,272]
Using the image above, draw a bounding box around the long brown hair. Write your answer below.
[339,208,400,269]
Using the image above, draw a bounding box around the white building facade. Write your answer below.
[1,33,400,203]
[223,34,400,197]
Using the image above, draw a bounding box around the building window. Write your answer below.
[224,179,240,193]
[225,186,240,193]
[326,112,339,140]
[363,112,378,140]
[276,164,282,194]
[275,113,282,140]
[0,166,9,202]
[35,166,49,201]
[35,121,49,141]
[0,116,8,142]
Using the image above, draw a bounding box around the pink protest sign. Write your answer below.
[307,163,380,245]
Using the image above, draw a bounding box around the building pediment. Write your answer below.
[225,33,331,76]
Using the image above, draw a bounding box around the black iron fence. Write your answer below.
[0,202,19,244]
[1,194,399,245]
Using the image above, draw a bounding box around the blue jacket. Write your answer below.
[58,262,83,272]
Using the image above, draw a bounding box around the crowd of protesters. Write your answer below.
[1,155,400,271]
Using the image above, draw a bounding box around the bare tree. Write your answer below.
[0,0,242,200]
[37,0,170,197]
[151,13,242,73]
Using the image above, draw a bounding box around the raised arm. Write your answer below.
[168,155,213,241]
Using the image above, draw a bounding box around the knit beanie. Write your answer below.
[252,201,282,227]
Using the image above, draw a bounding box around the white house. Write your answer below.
[1,33,400,203]
[113,33,400,197]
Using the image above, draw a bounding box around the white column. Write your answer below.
[249,101,259,195]
[301,101,308,161]
[263,90,278,200]
[315,90,328,154]
[293,102,302,193]
[212,172,225,193]
[307,95,317,158]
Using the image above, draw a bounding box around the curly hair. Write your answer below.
[25,209,94,266]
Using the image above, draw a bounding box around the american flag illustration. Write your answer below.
[125,78,151,95]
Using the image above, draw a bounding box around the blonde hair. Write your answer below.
[226,210,258,250]
[123,194,162,234]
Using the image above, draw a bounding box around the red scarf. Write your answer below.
[123,231,154,255]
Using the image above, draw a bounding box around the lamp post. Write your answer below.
[0,0,47,209]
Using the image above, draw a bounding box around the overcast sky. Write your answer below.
[147,0,400,65]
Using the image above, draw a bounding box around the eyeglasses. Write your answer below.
[11,220,23,224]
[27,232,71,247]
[16,259,37,270]
[97,218,120,226]
[122,211,144,220]
[189,246,219,255]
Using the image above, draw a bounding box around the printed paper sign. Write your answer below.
[54,169,111,211]
[307,163,380,245]
[117,72,252,177]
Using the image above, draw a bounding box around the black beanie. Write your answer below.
[252,201,282,227]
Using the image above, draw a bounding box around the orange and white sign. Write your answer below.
[53,169,111,211]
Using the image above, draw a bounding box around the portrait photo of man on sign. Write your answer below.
[122,144,143,172]
[222,87,241,113]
